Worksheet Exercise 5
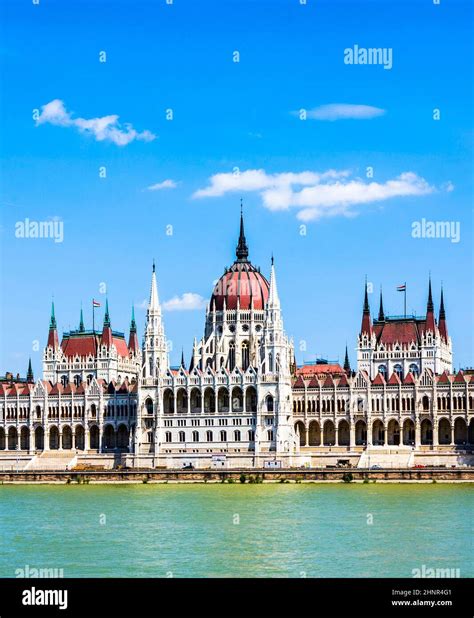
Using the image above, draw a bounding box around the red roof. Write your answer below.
[61,333,130,358]
[293,376,306,389]
[404,372,416,385]
[437,371,452,384]
[322,375,334,388]
[372,373,385,386]
[338,374,349,387]
[388,372,401,385]
[296,363,344,377]
[453,371,466,384]
[373,320,421,347]
[211,261,269,311]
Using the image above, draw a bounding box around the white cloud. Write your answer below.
[35,99,156,146]
[296,103,386,121]
[147,179,178,191]
[163,293,207,311]
[193,169,438,221]
[137,299,148,310]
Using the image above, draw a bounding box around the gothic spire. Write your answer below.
[235,202,249,262]
[50,300,57,329]
[360,278,372,336]
[267,257,280,309]
[79,305,85,332]
[180,348,185,368]
[27,358,34,383]
[130,304,137,333]
[439,285,448,341]
[103,297,111,328]
[128,304,139,353]
[378,287,385,321]
[427,275,434,314]
[343,345,351,373]
[149,262,160,310]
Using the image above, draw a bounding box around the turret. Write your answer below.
[27,358,34,383]
[101,298,113,347]
[79,305,85,332]
[438,286,448,341]
[343,345,351,373]
[128,305,139,354]
[360,279,372,336]
[47,300,59,349]
[378,288,385,321]
[425,276,436,332]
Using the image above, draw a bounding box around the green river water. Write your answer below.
[0,484,472,578]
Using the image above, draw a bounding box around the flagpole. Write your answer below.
[404,282,407,318]
[92,300,95,333]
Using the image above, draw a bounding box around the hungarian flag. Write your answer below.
[92,299,101,307]
[397,284,406,292]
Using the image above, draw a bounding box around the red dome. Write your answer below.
[211,262,269,310]
[210,209,269,310]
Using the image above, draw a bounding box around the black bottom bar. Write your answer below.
[0,578,470,618]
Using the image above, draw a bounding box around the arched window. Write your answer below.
[242,341,249,371]
[268,353,273,373]
[220,430,227,442]
[266,395,274,412]
[74,375,81,387]
[192,431,199,442]
[229,343,235,371]
[61,375,68,388]
[178,431,185,442]
[248,430,255,441]
[234,430,241,442]
[409,363,419,377]
[206,430,213,442]
[87,374,93,385]
[378,365,387,379]
[145,398,153,415]
[165,431,172,443]
[394,364,403,378]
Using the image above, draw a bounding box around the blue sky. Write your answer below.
[0,0,472,377]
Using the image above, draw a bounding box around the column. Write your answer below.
[415,419,421,448]
[367,418,372,446]
[349,420,355,450]
[304,426,308,447]
[432,419,439,448]
[214,389,218,414]
[58,428,63,451]
[84,425,90,451]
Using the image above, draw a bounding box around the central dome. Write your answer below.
[210,211,270,311]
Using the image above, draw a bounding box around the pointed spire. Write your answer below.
[27,358,34,383]
[378,287,385,321]
[103,297,111,328]
[343,345,350,373]
[235,201,249,262]
[427,275,434,313]
[50,300,57,329]
[439,285,448,341]
[426,275,436,332]
[128,304,139,354]
[267,257,280,309]
[47,300,59,349]
[180,348,185,368]
[149,262,160,310]
[79,305,85,332]
[360,278,372,336]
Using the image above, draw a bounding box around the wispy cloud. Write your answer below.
[35,99,156,146]
[193,169,444,222]
[163,293,207,311]
[294,103,386,121]
[146,179,178,191]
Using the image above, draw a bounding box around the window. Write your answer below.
[267,430,274,441]
[145,398,153,415]
[220,430,227,442]
[73,375,81,388]
[61,375,68,388]
[234,430,241,442]
[229,342,235,371]
[266,395,274,412]
[409,363,419,377]
[378,365,387,379]
[178,431,185,442]
[192,431,199,442]
[206,430,213,442]
[165,431,172,443]
[248,430,255,441]
[394,364,403,378]
[242,341,249,371]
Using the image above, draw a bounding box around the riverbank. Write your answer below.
[1,467,473,484]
